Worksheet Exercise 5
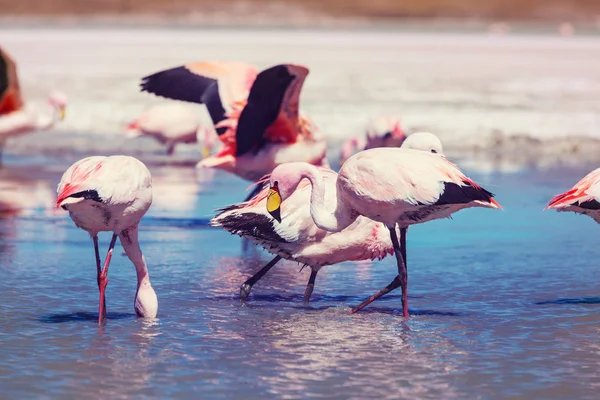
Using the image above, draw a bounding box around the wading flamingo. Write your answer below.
[125,102,217,157]
[340,116,404,164]
[140,61,328,200]
[266,135,501,317]
[546,168,600,222]
[0,46,67,162]
[212,132,443,303]
[56,155,157,324]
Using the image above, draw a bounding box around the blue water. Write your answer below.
[1,157,600,399]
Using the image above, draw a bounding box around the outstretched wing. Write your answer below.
[140,61,257,134]
[0,46,24,115]
[235,64,309,156]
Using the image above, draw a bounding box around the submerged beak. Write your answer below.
[59,107,66,120]
[266,183,282,223]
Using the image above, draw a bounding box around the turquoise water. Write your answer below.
[1,156,599,399]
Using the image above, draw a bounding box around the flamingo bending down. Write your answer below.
[125,103,217,157]
[140,61,328,200]
[266,135,501,317]
[56,155,157,324]
[546,168,600,222]
[340,116,404,164]
[0,46,67,162]
[212,132,443,303]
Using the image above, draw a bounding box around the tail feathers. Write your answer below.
[437,181,501,209]
[546,188,580,210]
[212,211,288,244]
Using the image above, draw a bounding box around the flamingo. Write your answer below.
[0,46,67,163]
[340,116,404,164]
[56,155,157,324]
[140,61,328,200]
[212,132,443,303]
[125,102,217,157]
[545,168,600,222]
[265,134,501,317]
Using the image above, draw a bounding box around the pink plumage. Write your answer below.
[546,168,600,223]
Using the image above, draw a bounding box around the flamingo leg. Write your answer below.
[303,269,318,304]
[240,255,282,301]
[92,235,106,315]
[98,233,118,324]
[350,225,408,317]
[166,142,175,156]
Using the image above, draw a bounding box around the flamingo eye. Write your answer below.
[431,149,437,154]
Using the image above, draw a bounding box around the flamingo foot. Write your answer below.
[239,283,253,301]
[238,255,282,302]
[350,276,401,314]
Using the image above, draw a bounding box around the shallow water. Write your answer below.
[1,155,599,399]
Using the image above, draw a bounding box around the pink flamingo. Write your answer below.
[265,134,501,317]
[212,132,440,303]
[56,155,157,324]
[140,61,328,200]
[340,116,404,164]
[0,46,67,163]
[125,102,217,157]
[546,168,600,222]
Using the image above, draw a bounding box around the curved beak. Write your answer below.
[59,107,66,120]
[266,183,282,223]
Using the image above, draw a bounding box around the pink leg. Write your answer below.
[98,233,118,324]
[303,269,318,304]
[93,235,106,316]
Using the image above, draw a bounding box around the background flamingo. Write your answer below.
[125,102,218,157]
[140,61,328,200]
[266,133,501,317]
[340,116,404,164]
[212,132,444,303]
[546,168,600,222]
[56,155,157,324]
[0,46,67,163]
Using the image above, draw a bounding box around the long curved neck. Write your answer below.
[296,164,357,232]
[34,103,60,130]
[118,225,151,288]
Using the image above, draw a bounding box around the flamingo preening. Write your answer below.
[125,102,218,157]
[0,46,67,163]
[140,61,328,201]
[265,133,501,317]
[213,132,442,303]
[546,168,600,222]
[339,116,404,165]
[56,155,157,324]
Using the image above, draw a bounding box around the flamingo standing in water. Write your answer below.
[546,168,600,222]
[56,155,157,324]
[212,132,444,303]
[0,46,67,163]
[125,102,218,157]
[340,116,405,164]
[140,61,328,200]
[265,135,501,317]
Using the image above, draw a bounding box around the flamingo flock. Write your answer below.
[2,45,598,324]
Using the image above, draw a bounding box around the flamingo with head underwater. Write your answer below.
[340,116,404,165]
[140,61,328,201]
[56,155,157,324]
[212,132,444,303]
[0,46,67,163]
[264,133,501,317]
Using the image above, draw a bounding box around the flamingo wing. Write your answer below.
[546,168,600,210]
[0,46,24,115]
[140,61,258,134]
[56,156,106,209]
[235,64,309,156]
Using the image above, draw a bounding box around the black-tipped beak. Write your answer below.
[269,207,282,223]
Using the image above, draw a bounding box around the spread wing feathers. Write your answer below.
[0,46,24,115]
[140,62,257,134]
[546,168,600,210]
[235,64,309,156]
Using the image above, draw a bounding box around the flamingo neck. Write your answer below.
[295,164,357,232]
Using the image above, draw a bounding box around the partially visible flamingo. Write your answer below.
[0,46,67,162]
[125,102,218,157]
[56,155,157,324]
[340,116,404,164]
[265,133,501,317]
[212,132,443,303]
[140,61,328,200]
[546,168,600,222]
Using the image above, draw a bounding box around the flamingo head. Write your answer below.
[365,116,405,149]
[135,281,158,319]
[48,91,68,120]
[198,127,217,159]
[401,131,444,155]
[266,162,317,223]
